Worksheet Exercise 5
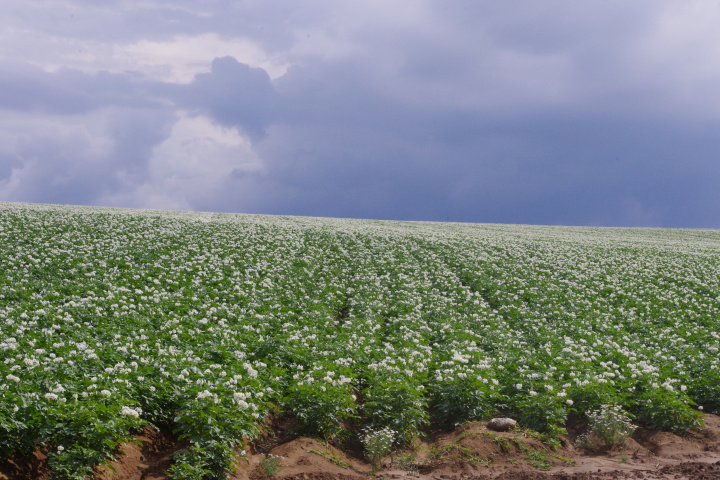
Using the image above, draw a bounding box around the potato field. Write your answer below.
[1,202,719,479]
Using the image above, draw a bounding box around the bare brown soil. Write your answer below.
[2,414,720,480]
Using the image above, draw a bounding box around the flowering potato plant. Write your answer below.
[430,359,502,428]
[44,400,146,480]
[580,404,636,449]
[631,387,702,435]
[362,426,395,473]
[362,372,428,445]
[510,387,568,438]
[284,369,357,442]
[1,203,719,478]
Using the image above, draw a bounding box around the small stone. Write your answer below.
[487,417,516,432]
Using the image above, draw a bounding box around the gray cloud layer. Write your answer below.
[1,1,719,227]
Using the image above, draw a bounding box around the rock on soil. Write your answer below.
[488,417,517,431]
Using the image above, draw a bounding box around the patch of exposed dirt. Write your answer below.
[246,437,367,480]
[94,426,187,480]
[0,447,51,480]
[2,414,720,480]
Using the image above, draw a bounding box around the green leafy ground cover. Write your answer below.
[0,202,718,479]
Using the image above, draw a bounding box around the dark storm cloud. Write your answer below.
[440,115,720,227]
[210,112,720,228]
[168,41,720,228]
[0,63,163,114]
[174,57,277,140]
[159,20,703,225]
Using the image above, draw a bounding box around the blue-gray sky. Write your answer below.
[1,1,719,227]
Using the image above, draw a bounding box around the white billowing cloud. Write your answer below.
[115,33,290,83]
[103,112,263,210]
[0,26,286,83]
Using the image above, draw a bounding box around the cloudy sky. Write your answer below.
[1,1,719,227]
